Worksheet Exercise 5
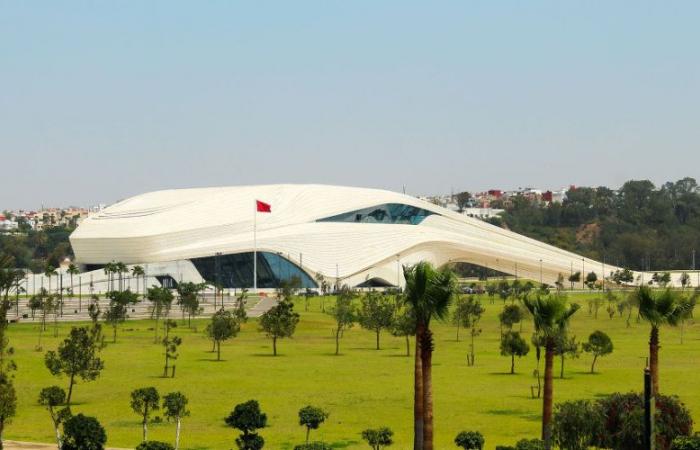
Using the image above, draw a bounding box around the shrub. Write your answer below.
[596,392,693,450]
[293,443,333,450]
[62,414,107,450]
[455,430,485,449]
[514,439,545,450]
[136,442,175,450]
[361,427,394,449]
[672,436,700,450]
[552,399,603,450]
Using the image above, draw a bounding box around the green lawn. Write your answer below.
[5,293,699,449]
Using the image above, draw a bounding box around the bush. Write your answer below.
[455,430,485,449]
[293,443,333,450]
[596,392,693,450]
[62,414,107,450]
[514,439,544,450]
[672,436,700,450]
[361,427,394,449]
[136,442,175,450]
[552,399,603,450]
[495,447,515,450]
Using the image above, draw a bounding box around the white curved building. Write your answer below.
[66,183,668,291]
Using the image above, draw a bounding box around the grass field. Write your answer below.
[4,292,699,449]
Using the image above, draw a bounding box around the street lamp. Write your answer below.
[539,259,543,285]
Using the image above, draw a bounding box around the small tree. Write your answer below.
[455,296,485,366]
[38,385,71,449]
[177,282,206,327]
[0,375,16,449]
[62,414,107,450]
[163,391,189,450]
[103,289,139,343]
[680,273,691,290]
[499,304,522,335]
[298,405,329,444]
[454,430,485,449]
[390,301,415,357]
[358,292,394,350]
[131,387,160,442]
[500,331,530,374]
[162,336,182,378]
[362,427,394,449]
[582,331,613,373]
[148,286,174,344]
[206,309,241,361]
[555,333,581,379]
[225,399,267,450]
[568,272,581,290]
[552,399,603,450]
[45,326,104,405]
[585,272,598,290]
[259,299,300,356]
[329,290,356,355]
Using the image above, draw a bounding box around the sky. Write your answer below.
[1,1,698,210]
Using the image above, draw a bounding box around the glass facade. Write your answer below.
[190,252,317,289]
[318,203,436,225]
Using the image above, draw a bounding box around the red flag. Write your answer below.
[256,200,271,213]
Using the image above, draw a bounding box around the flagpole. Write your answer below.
[253,200,257,293]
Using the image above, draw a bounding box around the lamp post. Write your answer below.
[582,258,585,289]
[539,259,543,285]
[396,254,400,289]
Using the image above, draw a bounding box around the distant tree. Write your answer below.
[136,442,174,450]
[679,293,697,344]
[362,427,394,449]
[259,298,300,356]
[680,272,691,290]
[45,326,104,405]
[44,265,58,294]
[585,272,598,290]
[588,297,604,319]
[176,282,206,327]
[298,405,329,445]
[103,289,139,343]
[206,309,241,361]
[131,265,145,298]
[568,272,581,290]
[131,387,160,442]
[162,335,182,378]
[0,374,16,450]
[552,400,602,450]
[329,289,356,355]
[225,400,267,450]
[485,283,497,303]
[62,414,107,450]
[163,392,189,450]
[498,280,511,303]
[293,443,332,450]
[45,293,61,338]
[390,306,416,357]
[500,331,530,374]
[582,331,613,373]
[454,431,485,449]
[38,385,71,449]
[454,296,484,366]
[148,286,174,344]
[555,274,565,292]
[554,334,580,379]
[67,264,79,298]
[358,292,394,350]
[455,191,472,213]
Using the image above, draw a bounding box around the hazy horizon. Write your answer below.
[2,1,698,210]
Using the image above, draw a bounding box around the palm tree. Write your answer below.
[44,265,57,294]
[522,294,579,450]
[115,262,127,291]
[132,266,145,298]
[637,286,689,395]
[103,262,115,292]
[67,264,79,298]
[403,261,456,450]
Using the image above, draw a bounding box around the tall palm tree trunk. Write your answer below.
[414,325,424,450]
[650,326,659,395]
[542,339,555,449]
[421,328,434,450]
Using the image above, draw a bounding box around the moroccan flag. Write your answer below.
[256,200,271,213]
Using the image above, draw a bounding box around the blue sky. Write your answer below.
[1,1,698,209]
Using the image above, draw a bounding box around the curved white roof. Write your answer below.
[71,184,647,287]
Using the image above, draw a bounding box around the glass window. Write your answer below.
[317,203,436,225]
[190,252,317,289]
